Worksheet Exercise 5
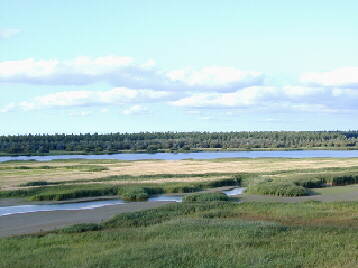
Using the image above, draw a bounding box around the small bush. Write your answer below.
[207,175,242,187]
[183,192,230,202]
[14,166,32,169]
[60,223,103,233]
[28,185,118,201]
[118,186,163,201]
[329,175,358,186]
[247,182,307,196]
[293,178,323,188]
[19,181,59,187]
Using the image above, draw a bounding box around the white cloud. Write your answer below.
[301,67,358,87]
[171,84,357,113]
[282,85,326,97]
[68,111,93,117]
[167,66,263,91]
[121,104,148,115]
[0,56,171,89]
[0,57,263,92]
[2,61,358,115]
[0,28,20,39]
[172,86,279,108]
[2,87,171,112]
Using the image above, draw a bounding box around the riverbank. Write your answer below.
[0,201,169,237]
[1,146,358,157]
[1,184,357,237]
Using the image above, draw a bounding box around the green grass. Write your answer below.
[0,184,119,201]
[313,184,358,195]
[28,184,119,201]
[247,182,308,196]
[59,223,103,233]
[1,201,357,268]
[0,176,242,201]
[183,192,230,202]
[118,186,163,201]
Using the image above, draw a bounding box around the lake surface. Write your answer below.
[1,150,358,162]
[0,187,245,216]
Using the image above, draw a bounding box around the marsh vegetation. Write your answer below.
[1,201,357,267]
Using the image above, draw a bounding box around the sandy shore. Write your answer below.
[0,201,170,238]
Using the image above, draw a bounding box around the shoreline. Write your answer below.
[0,201,171,238]
[1,147,358,157]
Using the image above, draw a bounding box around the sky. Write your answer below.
[1,0,358,135]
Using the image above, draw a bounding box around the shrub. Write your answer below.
[28,185,118,201]
[293,178,323,188]
[118,186,163,201]
[19,181,59,187]
[183,192,230,202]
[207,175,242,187]
[329,175,358,186]
[60,223,103,233]
[247,182,307,196]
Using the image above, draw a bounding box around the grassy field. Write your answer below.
[1,158,358,200]
[0,158,358,267]
[0,201,357,268]
[2,157,358,190]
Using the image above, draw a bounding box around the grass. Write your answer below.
[183,192,230,202]
[312,184,358,195]
[59,223,103,233]
[0,176,242,201]
[61,172,239,184]
[62,165,109,172]
[0,201,357,267]
[118,186,163,201]
[0,184,119,201]
[19,181,60,187]
[247,182,308,196]
[1,158,358,199]
[28,184,119,201]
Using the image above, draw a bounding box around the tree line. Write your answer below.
[0,131,358,154]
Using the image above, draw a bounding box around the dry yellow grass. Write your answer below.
[1,158,358,189]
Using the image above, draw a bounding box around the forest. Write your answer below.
[1,131,358,155]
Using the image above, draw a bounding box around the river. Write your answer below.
[1,150,358,162]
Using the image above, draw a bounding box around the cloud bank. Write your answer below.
[0,57,263,91]
[1,87,172,112]
[1,56,358,115]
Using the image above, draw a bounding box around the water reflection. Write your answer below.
[1,150,358,162]
[0,187,246,216]
[223,187,246,196]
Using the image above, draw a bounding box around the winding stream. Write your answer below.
[0,187,246,216]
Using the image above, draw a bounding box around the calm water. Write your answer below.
[223,187,247,196]
[0,187,245,216]
[1,150,358,162]
[0,200,127,216]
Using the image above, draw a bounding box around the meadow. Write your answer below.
[1,157,358,200]
[0,157,358,267]
[0,200,357,268]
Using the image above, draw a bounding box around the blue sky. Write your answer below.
[1,0,358,134]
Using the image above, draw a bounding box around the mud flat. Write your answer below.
[0,201,169,237]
